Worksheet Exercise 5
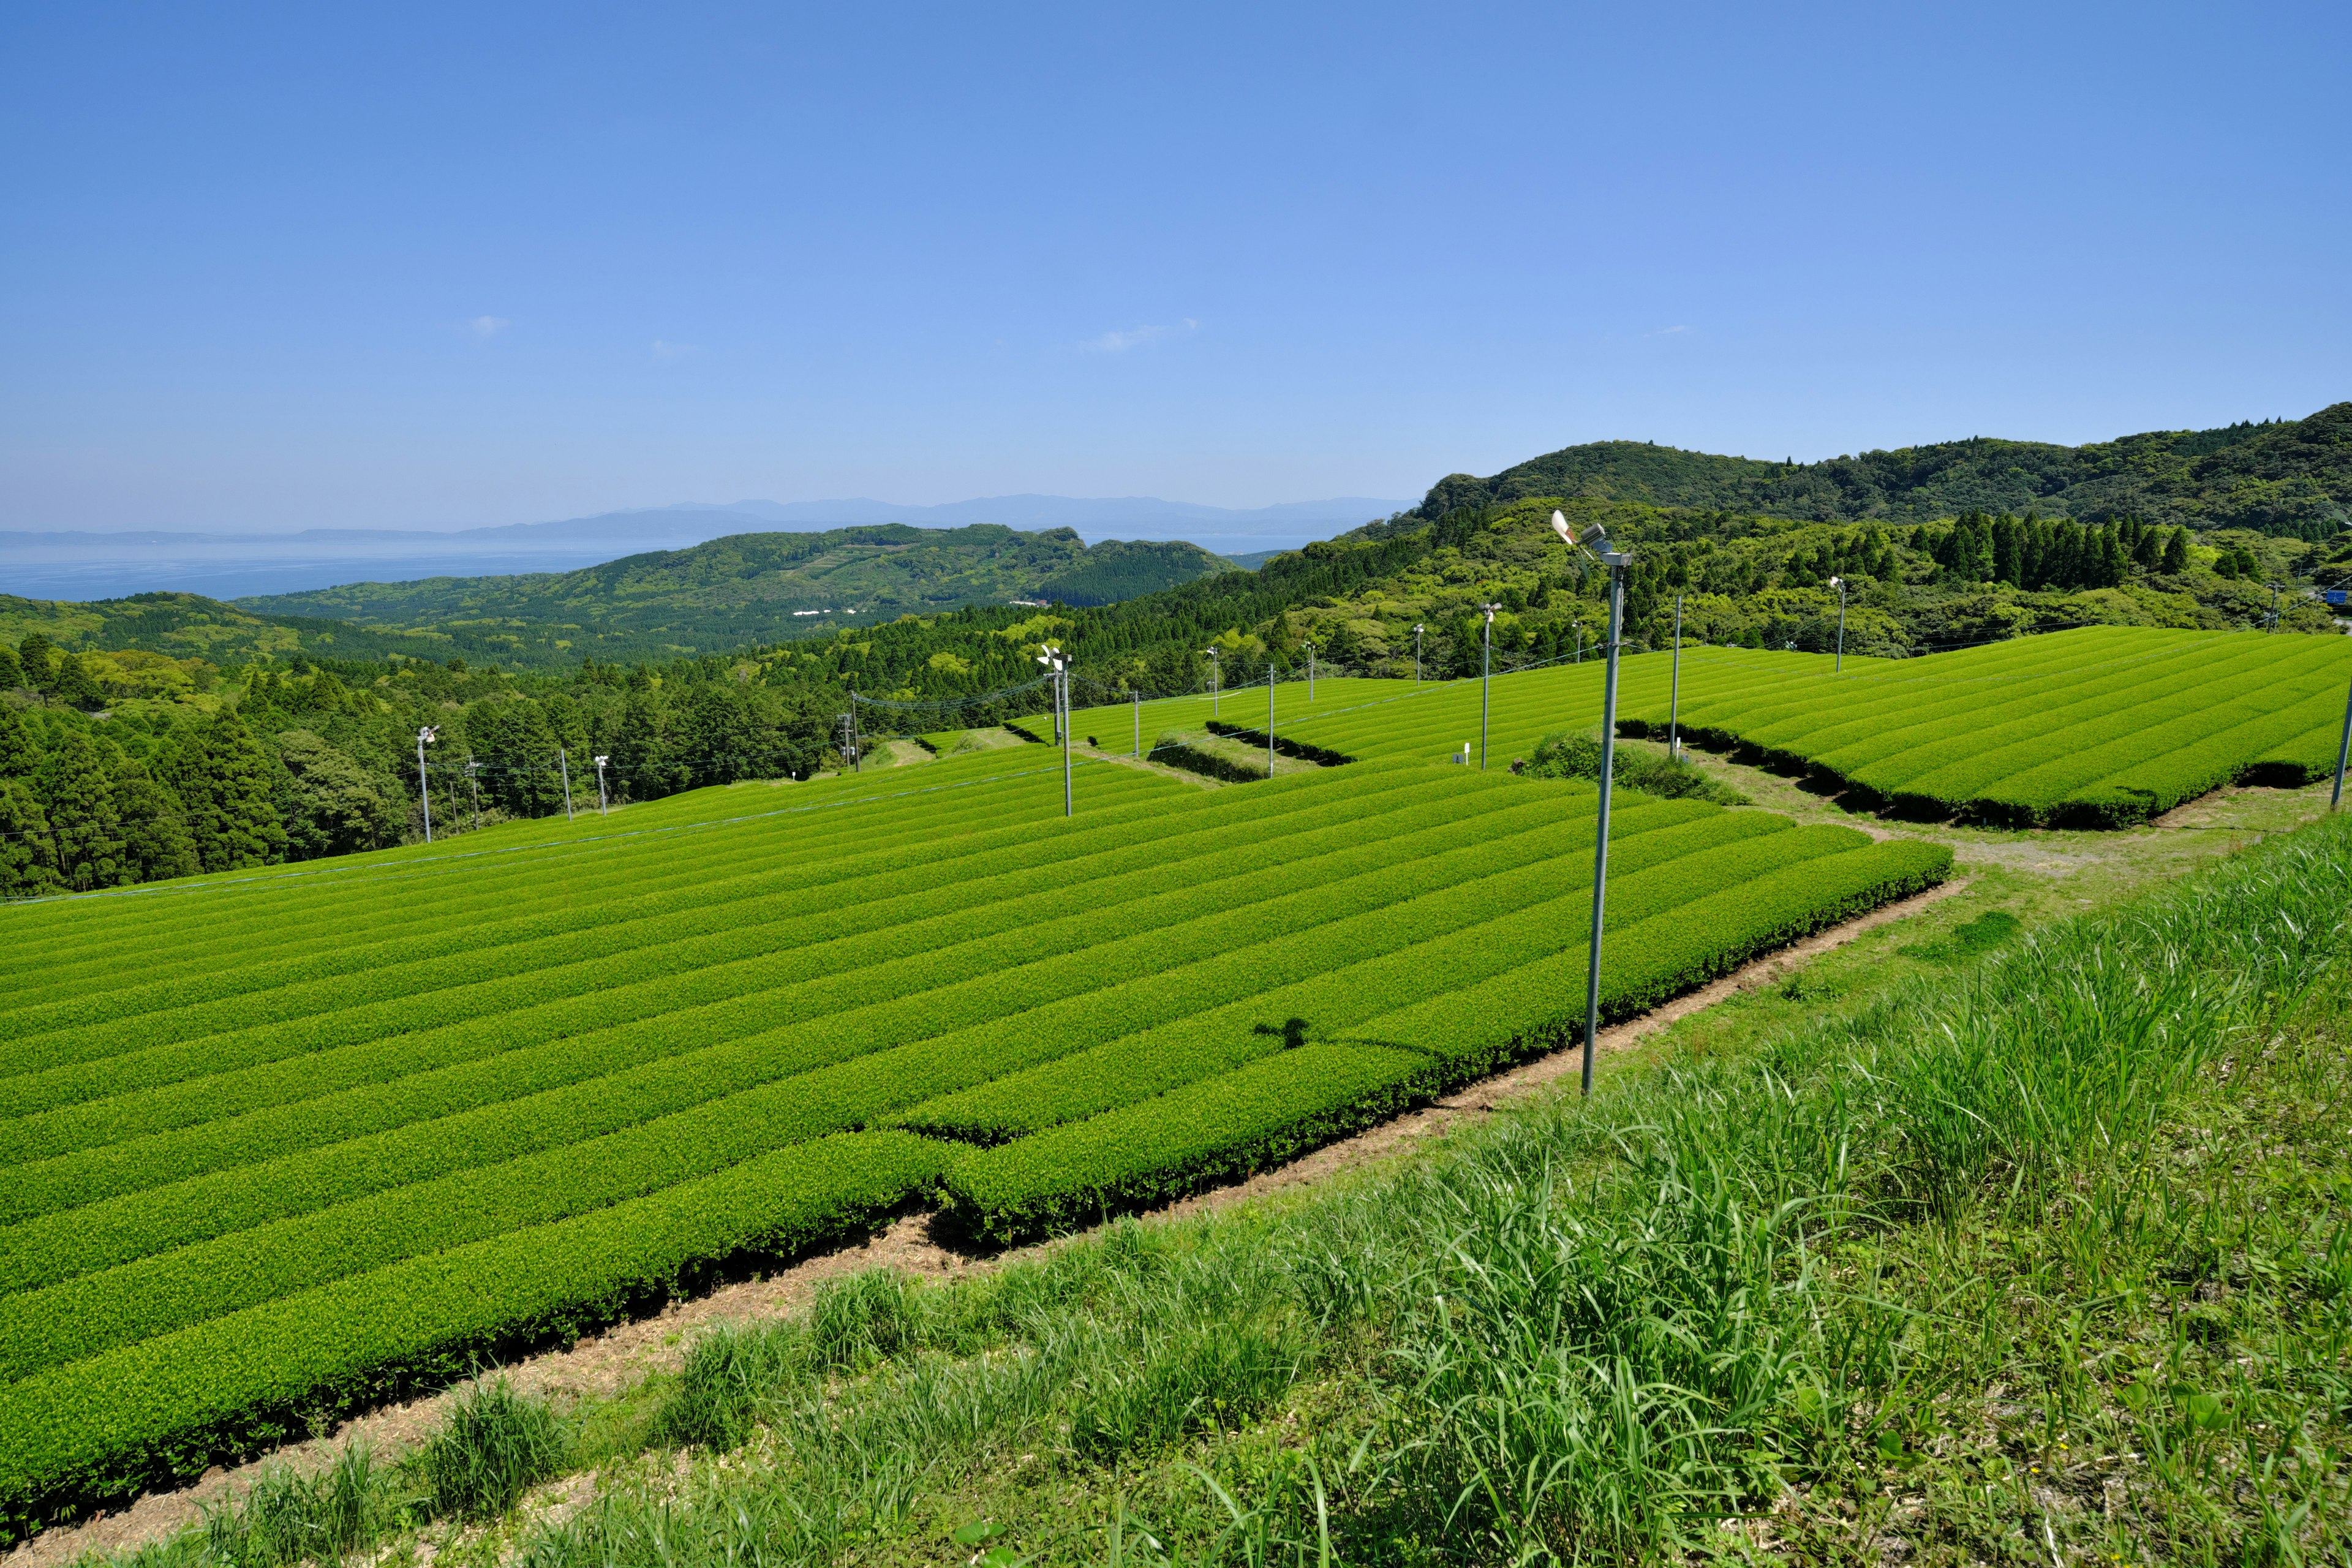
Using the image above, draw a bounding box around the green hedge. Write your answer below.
[0,1131,948,1537]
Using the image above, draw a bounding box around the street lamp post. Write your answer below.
[1829,575,1847,672]
[594,754,610,816]
[1479,603,1502,770]
[415,726,439,843]
[1552,510,1633,1099]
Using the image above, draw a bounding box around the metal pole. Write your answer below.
[851,692,862,771]
[1475,603,1502,771]
[1307,642,1316,701]
[1414,625,1423,687]
[1481,616,1492,769]
[467,756,480,831]
[417,734,433,843]
[1581,559,1627,1098]
[1835,581,1847,671]
[2332,673,2352,812]
[1268,664,1276,778]
[1668,594,1684,758]
[558,748,574,821]
[595,755,609,816]
[1060,669,1071,817]
[1133,690,1140,758]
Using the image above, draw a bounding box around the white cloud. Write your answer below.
[468,315,510,338]
[650,339,697,361]
[1650,324,1692,336]
[1082,318,1199,353]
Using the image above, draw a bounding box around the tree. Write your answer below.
[0,779,59,898]
[17,634,56,690]
[2162,527,2191,573]
[0,706,36,778]
[51,654,104,710]
[274,729,401,858]
[37,728,126,891]
[111,756,200,883]
[167,709,287,871]
[0,644,22,689]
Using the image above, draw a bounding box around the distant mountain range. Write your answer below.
[0,495,1411,601]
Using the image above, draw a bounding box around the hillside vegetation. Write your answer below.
[235,527,1238,664]
[1415,401,2352,538]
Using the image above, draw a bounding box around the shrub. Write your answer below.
[1523,730,1748,805]
[410,1378,567,1521]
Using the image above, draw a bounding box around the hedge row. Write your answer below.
[0,761,1327,1085]
[943,835,1951,1242]
[0,1131,948,1536]
[1149,734,1273,783]
[899,809,1817,1144]
[1,767,1454,1139]
[1202,719,1357,768]
[0,750,1125,998]
[1,772,1512,1213]
[0,763,1114,1047]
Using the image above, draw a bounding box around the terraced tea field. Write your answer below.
[0,740,1946,1528]
[1145,627,2352,827]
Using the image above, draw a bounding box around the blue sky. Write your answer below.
[2,0,2345,532]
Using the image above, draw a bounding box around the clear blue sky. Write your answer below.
[3,1,2345,533]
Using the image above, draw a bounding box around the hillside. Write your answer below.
[1415,401,2352,538]
[234,526,1240,663]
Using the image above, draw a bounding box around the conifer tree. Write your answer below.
[0,644,21,689]
[111,755,200,883]
[17,634,56,690]
[0,705,36,778]
[50,654,104,710]
[37,728,126,891]
[168,709,287,871]
[0,779,59,898]
[2162,527,2191,573]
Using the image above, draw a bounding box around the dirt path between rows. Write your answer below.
[10,878,1966,1568]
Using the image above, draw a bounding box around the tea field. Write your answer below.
[0,736,1947,1529]
[1135,626,2352,826]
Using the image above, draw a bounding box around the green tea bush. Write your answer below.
[1521,729,1747,804]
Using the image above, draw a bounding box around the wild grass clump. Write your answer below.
[1523,729,1748,804]
[410,1377,567,1522]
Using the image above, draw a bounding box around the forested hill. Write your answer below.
[235,524,1239,664]
[1414,402,2351,539]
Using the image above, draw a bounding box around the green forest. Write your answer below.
[232,525,1240,666]
[1417,400,2351,538]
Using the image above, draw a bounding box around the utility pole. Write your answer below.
[1413,624,1423,687]
[415,726,439,843]
[1205,647,1220,718]
[1574,621,1584,665]
[1267,663,1277,778]
[2268,582,2282,632]
[2332,673,2352,812]
[1830,576,1847,672]
[1668,594,1684,758]
[838,713,855,771]
[466,755,481,831]
[1553,510,1632,1099]
[1037,646,1070,816]
[594,754,610,816]
[1133,690,1141,758]
[558,748,574,821]
[1479,603,1502,770]
[850,692,862,771]
[1305,639,1316,701]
